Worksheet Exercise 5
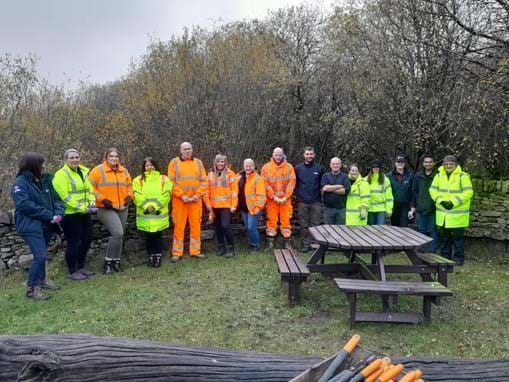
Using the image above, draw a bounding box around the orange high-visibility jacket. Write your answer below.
[167,157,208,199]
[88,161,133,209]
[261,159,296,201]
[241,171,266,214]
[206,168,239,209]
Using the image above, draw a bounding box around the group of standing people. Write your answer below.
[11,142,473,301]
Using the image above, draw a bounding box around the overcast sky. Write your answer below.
[0,0,329,88]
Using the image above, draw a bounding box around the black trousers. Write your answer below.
[213,208,234,247]
[437,226,465,262]
[391,202,410,227]
[61,213,93,274]
[145,231,163,255]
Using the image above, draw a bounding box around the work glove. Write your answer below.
[359,211,367,220]
[280,197,287,204]
[408,210,415,220]
[386,212,392,218]
[182,195,190,203]
[190,195,199,202]
[87,206,98,214]
[124,196,133,207]
[51,215,63,224]
[440,201,454,210]
[102,199,113,209]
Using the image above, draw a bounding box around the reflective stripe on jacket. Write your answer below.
[346,176,370,225]
[366,174,393,213]
[206,168,238,208]
[429,164,473,228]
[242,172,266,215]
[53,164,95,215]
[133,171,173,232]
[88,161,133,209]
[261,159,296,200]
[167,157,208,199]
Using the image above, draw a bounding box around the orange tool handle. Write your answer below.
[399,370,423,382]
[361,359,383,377]
[376,364,404,382]
[365,368,384,382]
[343,334,361,353]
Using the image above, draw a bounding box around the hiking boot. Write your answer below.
[153,254,162,268]
[225,245,235,258]
[216,244,227,256]
[248,245,261,254]
[112,259,121,272]
[147,255,155,267]
[194,253,208,260]
[26,287,50,301]
[171,255,181,263]
[104,259,114,275]
[301,245,311,253]
[39,279,60,291]
[67,272,88,281]
[78,268,95,277]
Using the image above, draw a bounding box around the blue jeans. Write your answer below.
[368,211,386,225]
[416,212,438,253]
[23,231,53,288]
[241,212,261,249]
[323,207,346,225]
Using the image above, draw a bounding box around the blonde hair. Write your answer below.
[213,154,228,187]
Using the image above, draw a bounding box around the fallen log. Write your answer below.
[0,335,508,381]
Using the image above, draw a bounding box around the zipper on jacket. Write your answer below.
[115,170,121,208]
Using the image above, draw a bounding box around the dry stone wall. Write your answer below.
[1,178,508,272]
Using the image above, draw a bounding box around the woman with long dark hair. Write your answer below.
[133,157,172,267]
[11,152,65,300]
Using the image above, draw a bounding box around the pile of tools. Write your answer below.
[317,335,423,382]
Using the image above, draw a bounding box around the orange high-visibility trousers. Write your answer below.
[171,198,203,257]
[265,199,292,238]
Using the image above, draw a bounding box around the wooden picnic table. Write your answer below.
[307,225,454,324]
[307,224,435,282]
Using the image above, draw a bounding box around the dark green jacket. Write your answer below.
[410,169,437,215]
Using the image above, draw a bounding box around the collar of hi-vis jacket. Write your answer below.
[270,158,288,168]
[102,161,126,173]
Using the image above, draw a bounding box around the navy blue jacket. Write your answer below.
[386,169,414,204]
[295,162,325,203]
[11,172,64,236]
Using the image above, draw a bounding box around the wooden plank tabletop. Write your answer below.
[310,225,432,251]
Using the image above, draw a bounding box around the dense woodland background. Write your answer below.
[0,0,507,207]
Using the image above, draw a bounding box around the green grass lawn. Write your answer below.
[1,240,508,359]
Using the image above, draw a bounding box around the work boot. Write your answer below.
[39,279,60,291]
[195,253,208,260]
[26,286,50,301]
[153,254,162,268]
[265,237,275,251]
[171,255,181,263]
[67,272,87,281]
[147,255,155,267]
[103,259,114,275]
[112,259,121,272]
[225,245,235,258]
[216,243,227,256]
[78,268,95,277]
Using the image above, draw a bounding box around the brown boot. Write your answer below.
[26,286,50,301]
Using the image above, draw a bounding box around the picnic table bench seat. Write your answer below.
[334,278,453,325]
[274,248,310,304]
[415,252,455,286]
